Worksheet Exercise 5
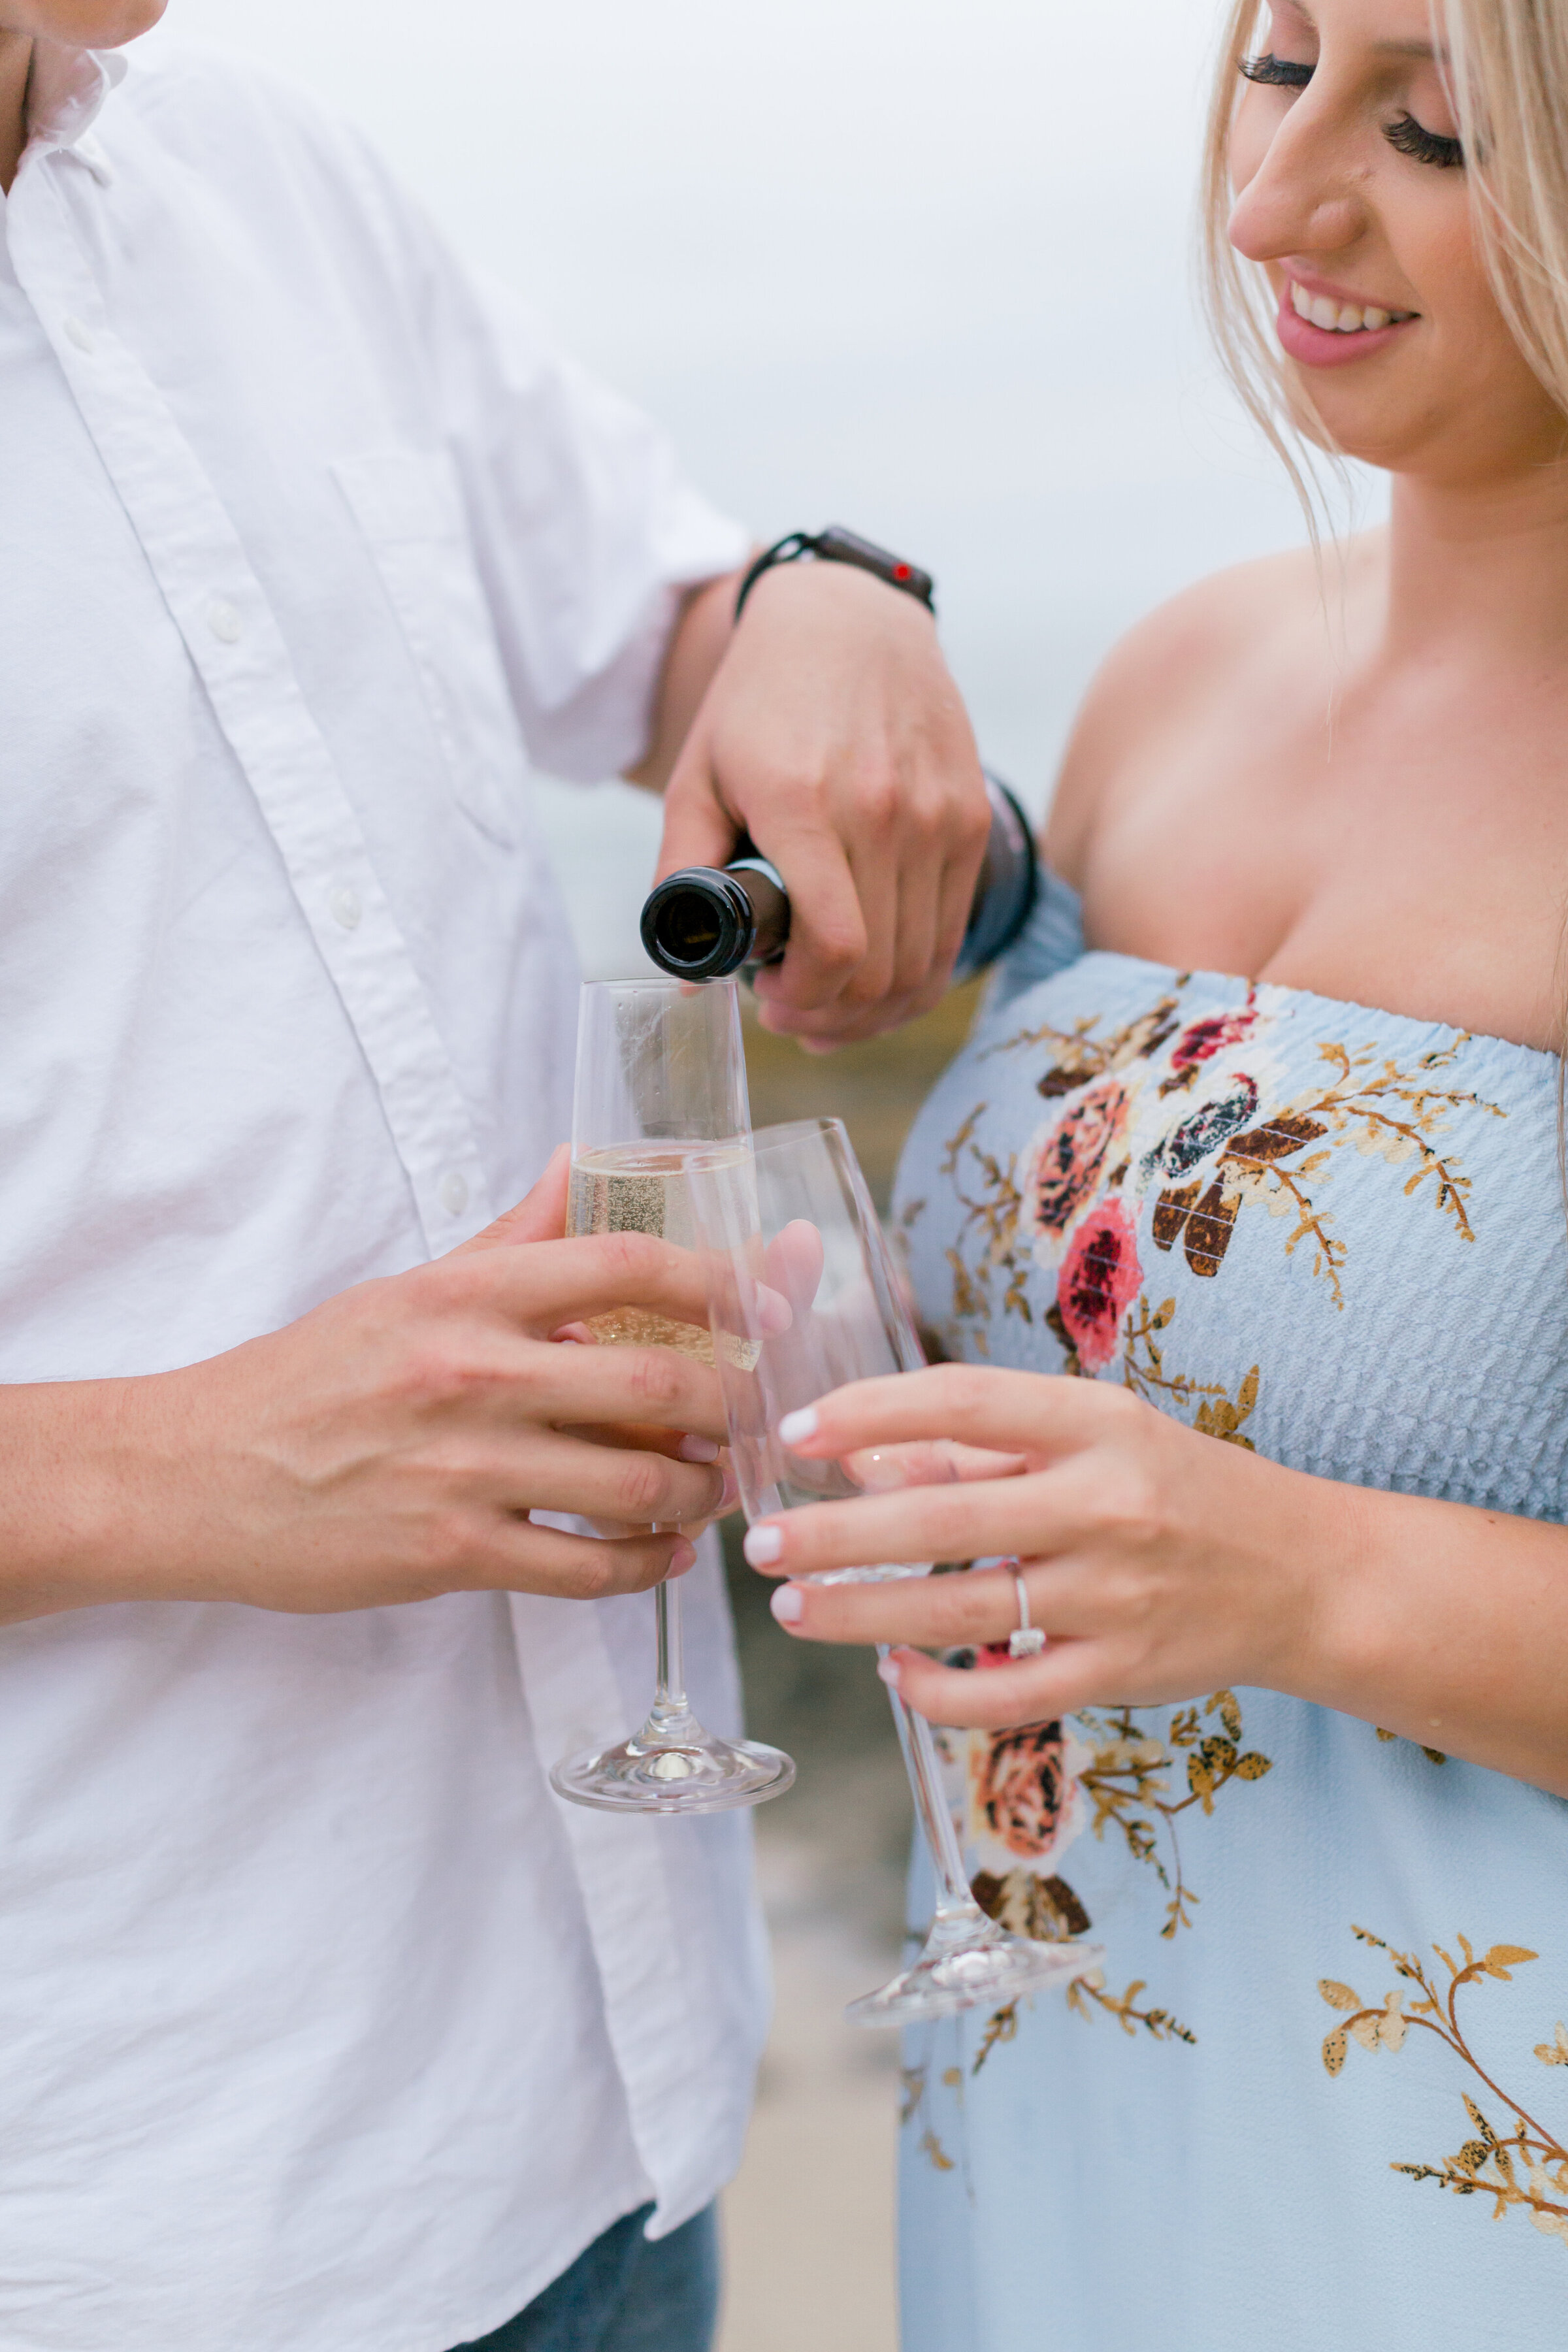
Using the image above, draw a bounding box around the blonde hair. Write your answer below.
[1200,0,1568,512]
[1200,0,1568,1085]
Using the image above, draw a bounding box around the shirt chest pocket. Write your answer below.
[333,449,523,847]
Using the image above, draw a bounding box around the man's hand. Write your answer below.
[2,1151,733,1624]
[649,560,989,1047]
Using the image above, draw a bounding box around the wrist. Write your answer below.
[1261,1460,1397,1711]
[0,1375,174,1618]
[734,525,936,625]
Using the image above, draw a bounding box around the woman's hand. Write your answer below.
[742,1364,1352,1729]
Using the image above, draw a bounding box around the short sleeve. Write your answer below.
[331,130,751,782]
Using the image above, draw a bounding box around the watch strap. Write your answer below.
[734,525,936,621]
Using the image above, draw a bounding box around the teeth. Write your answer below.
[1290,282,1407,333]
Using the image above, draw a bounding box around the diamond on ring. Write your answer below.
[1008,1569,1046,1660]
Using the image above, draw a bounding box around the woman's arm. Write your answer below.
[742,1364,1568,1797]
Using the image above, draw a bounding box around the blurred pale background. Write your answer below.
[137,2,1365,2342]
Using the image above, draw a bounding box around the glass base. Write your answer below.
[550,1702,795,1816]
[845,1910,1104,2027]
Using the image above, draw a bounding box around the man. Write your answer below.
[0,5,987,2349]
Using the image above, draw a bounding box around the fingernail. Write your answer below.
[778,1406,818,1447]
[670,1539,696,1573]
[678,1434,721,1463]
[770,1584,804,1625]
[756,1284,793,1337]
[717,1468,740,1514]
[876,1656,902,1690]
[743,1524,783,1567]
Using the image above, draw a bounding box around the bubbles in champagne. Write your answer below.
[567,1145,758,1366]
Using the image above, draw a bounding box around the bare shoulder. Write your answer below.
[1044,538,1366,882]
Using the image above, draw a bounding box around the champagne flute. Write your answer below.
[548,977,795,1815]
[687,1117,1102,2023]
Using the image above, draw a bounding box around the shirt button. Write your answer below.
[62,314,95,353]
[440,1171,470,1218]
[329,887,363,931]
[206,596,242,644]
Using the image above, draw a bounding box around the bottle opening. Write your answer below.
[640,868,756,979]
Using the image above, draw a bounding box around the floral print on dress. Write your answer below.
[943,980,1507,1357]
[1319,1925,1568,2255]
[1056,1198,1143,1371]
[924,969,1511,2100]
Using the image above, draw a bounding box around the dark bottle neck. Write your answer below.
[639,853,788,979]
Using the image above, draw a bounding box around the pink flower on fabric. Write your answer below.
[1056,1197,1142,1371]
[1160,1002,1259,1094]
[964,1714,1090,1874]
[1030,1080,1129,1251]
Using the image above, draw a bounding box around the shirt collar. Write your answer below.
[24,42,125,186]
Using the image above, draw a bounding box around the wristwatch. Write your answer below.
[734,525,936,621]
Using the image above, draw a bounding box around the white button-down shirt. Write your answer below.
[0,41,763,2352]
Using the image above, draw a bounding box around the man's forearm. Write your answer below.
[0,1377,162,1625]
[623,569,745,795]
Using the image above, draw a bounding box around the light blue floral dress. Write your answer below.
[892,873,1568,2348]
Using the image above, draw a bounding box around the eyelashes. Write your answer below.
[1384,113,1465,170]
[1237,54,1467,171]
[1238,52,1313,89]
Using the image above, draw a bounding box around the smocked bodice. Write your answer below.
[891,874,1568,2350]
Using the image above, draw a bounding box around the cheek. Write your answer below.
[1401,200,1545,404]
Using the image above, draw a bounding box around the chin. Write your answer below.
[44,0,167,44]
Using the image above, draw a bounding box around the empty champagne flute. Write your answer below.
[687,1117,1100,2023]
[548,977,794,1815]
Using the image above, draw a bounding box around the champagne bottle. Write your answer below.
[639,772,1037,984]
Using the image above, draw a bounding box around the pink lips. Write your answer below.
[1276,281,1415,368]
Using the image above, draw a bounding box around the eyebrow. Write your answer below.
[1277,4,1438,62]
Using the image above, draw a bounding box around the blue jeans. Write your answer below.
[449,2205,719,2352]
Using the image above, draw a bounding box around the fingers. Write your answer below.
[654,748,741,879]
[879,836,942,1023]
[880,1642,1110,1729]
[484,1517,698,1602]
[742,1471,1071,1578]
[499,1337,731,1444]
[780,1364,1117,1463]
[457,1145,569,1254]
[449,1227,719,1337]
[764,1220,825,1316]
[510,1428,728,1527]
[841,1439,1029,1492]
[749,816,870,1025]
[767,1560,1026,1646]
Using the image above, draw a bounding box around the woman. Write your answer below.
[740,0,1568,2339]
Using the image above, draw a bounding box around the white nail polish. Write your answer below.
[678,1434,720,1463]
[743,1524,784,1567]
[876,1656,902,1688]
[778,1406,818,1446]
[770,1584,804,1625]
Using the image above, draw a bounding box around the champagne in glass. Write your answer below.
[688,1118,1103,2022]
[549,979,794,1815]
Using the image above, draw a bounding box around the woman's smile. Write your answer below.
[1275,268,1417,365]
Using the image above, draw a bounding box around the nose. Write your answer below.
[1228,91,1367,270]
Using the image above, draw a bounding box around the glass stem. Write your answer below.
[653,1578,687,1718]
[880,1644,983,1921]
